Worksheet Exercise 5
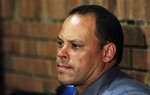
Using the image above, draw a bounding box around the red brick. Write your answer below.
[12,39,24,54]
[125,0,133,19]
[120,0,141,20]
[44,79,60,93]
[66,0,84,13]
[4,38,36,56]
[143,0,150,21]
[117,0,150,21]
[48,23,62,39]
[117,0,127,20]
[18,0,33,18]
[144,74,150,86]
[135,0,147,20]
[142,26,150,46]
[9,56,55,76]
[2,56,13,70]
[120,48,131,68]
[132,0,142,20]
[126,0,135,20]
[2,22,29,37]
[5,73,44,92]
[2,38,13,53]
[29,23,50,39]
[2,38,36,56]
[132,49,150,70]
[47,0,66,19]
[18,0,43,19]
[11,56,34,74]
[89,0,103,5]
[20,40,37,56]
[123,26,145,46]
[38,41,57,58]
[138,0,146,20]
[32,59,57,78]
[102,0,117,16]
[0,0,15,18]
[33,60,49,75]
[123,70,150,86]
[117,0,142,20]
[11,38,22,54]
[48,62,57,78]
[11,22,29,37]
[1,22,12,36]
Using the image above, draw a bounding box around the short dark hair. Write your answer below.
[69,5,124,65]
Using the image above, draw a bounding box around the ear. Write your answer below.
[103,43,116,63]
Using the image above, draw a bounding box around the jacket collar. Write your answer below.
[74,67,121,95]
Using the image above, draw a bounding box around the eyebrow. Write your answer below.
[57,36,64,43]
[57,36,62,40]
[68,40,84,45]
[57,36,84,44]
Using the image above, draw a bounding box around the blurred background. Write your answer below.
[0,0,150,95]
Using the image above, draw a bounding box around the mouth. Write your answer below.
[57,64,72,72]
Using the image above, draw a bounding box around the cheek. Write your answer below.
[71,50,98,63]
[71,51,93,72]
[70,49,102,71]
[70,51,89,64]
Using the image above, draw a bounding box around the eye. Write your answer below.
[72,43,78,48]
[71,43,82,49]
[57,40,64,48]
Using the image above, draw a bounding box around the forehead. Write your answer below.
[64,13,95,27]
[59,14,97,41]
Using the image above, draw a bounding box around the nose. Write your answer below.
[57,46,70,60]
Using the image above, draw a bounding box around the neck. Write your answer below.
[75,62,115,94]
[75,67,106,94]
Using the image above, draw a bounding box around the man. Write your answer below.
[56,5,150,95]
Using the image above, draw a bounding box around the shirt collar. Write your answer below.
[74,67,120,95]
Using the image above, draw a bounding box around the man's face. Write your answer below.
[56,14,104,86]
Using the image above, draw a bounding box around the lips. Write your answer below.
[57,64,72,72]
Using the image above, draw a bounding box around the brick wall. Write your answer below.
[0,0,150,95]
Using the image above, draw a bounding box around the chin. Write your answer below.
[58,79,73,85]
[58,77,75,85]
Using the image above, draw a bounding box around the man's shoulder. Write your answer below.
[100,78,150,95]
[101,89,150,95]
